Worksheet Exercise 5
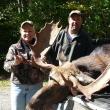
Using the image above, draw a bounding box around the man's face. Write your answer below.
[20,24,36,43]
[68,14,82,33]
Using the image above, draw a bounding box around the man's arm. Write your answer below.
[4,45,15,72]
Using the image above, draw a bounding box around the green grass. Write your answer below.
[0,79,10,90]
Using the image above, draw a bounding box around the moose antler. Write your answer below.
[29,21,62,58]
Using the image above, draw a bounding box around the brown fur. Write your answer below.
[25,21,110,109]
[26,44,110,110]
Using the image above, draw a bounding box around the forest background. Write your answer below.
[0,0,110,77]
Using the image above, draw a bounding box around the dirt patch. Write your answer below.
[0,87,10,110]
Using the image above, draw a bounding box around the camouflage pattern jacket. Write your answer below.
[4,39,44,84]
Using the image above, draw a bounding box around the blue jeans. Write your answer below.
[11,82,43,110]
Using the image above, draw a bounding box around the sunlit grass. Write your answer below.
[0,78,47,90]
[0,79,10,90]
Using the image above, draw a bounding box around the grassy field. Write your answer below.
[0,70,10,89]
[0,79,10,90]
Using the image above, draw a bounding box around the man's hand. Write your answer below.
[29,56,38,67]
[13,51,27,65]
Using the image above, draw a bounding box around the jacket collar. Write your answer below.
[16,39,31,51]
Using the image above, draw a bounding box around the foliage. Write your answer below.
[27,0,69,29]
[0,0,110,76]
[0,0,110,41]
[64,0,110,38]
[0,54,8,76]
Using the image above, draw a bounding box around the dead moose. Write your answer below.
[25,43,110,110]
[11,21,110,110]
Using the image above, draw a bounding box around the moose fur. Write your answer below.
[26,43,110,110]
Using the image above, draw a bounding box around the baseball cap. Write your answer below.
[69,10,81,17]
[20,20,34,28]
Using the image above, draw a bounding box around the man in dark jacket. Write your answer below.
[46,10,94,66]
[45,10,94,110]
